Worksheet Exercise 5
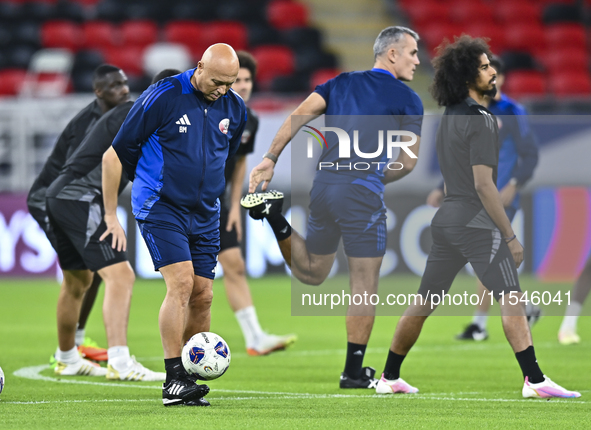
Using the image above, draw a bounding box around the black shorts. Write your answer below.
[46,197,128,272]
[219,205,240,252]
[28,202,59,250]
[418,225,521,301]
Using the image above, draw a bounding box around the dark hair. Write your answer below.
[429,35,493,107]
[489,55,504,76]
[236,51,257,80]
[92,64,122,90]
[151,68,181,84]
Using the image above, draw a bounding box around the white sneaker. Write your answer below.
[522,376,581,398]
[558,330,581,345]
[55,358,107,376]
[247,333,297,356]
[376,374,419,394]
[106,356,166,381]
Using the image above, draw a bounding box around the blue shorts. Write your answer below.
[137,217,220,279]
[306,182,387,258]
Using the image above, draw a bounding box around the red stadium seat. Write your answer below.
[503,70,546,98]
[404,2,449,27]
[82,21,120,50]
[0,69,27,96]
[202,21,247,52]
[164,21,203,47]
[72,0,103,5]
[546,24,587,50]
[252,45,295,89]
[542,48,589,75]
[504,24,546,56]
[101,46,145,76]
[267,0,308,30]
[449,1,494,24]
[551,72,591,96]
[463,23,507,54]
[419,23,463,54]
[309,68,340,91]
[121,20,158,48]
[41,21,82,51]
[495,2,541,25]
[163,21,207,60]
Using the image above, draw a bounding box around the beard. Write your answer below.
[483,84,497,99]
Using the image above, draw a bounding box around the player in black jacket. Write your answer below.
[27,64,129,363]
[44,69,180,381]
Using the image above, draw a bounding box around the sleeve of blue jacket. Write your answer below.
[111,82,176,181]
[509,104,539,186]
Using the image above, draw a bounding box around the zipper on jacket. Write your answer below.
[196,108,208,208]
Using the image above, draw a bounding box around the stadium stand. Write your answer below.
[396,0,591,104]
[0,0,338,95]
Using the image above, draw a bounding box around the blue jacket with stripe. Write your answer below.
[112,69,247,230]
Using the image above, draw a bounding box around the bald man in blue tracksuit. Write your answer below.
[102,44,246,406]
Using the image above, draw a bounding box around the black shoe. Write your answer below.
[339,366,378,389]
[162,376,210,406]
[526,303,542,328]
[184,397,211,407]
[240,191,284,220]
[455,323,488,341]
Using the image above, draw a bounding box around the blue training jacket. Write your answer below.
[112,69,247,229]
[488,93,539,211]
[313,68,423,195]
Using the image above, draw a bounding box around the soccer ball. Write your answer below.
[0,366,4,395]
[182,332,231,381]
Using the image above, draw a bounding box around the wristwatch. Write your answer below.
[263,152,278,164]
[509,178,518,187]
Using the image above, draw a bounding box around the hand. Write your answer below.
[248,157,275,193]
[426,188,444,207]
[499,183,517,207]
[226,205,242,242]
[99,213,127,252]
[507,238,524,268]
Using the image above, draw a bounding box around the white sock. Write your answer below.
[235,306,265,349]
[472,311,488,331]
[56,346,80,365]
[108,346,131,370]
[75,328,85,346]
[560,301,582,332]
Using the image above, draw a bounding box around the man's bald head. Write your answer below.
[193,44,240,101]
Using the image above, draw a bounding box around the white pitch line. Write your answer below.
[3,395,587,405]
[9,364,589,405]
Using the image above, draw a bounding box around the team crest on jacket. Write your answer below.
[219,118,230,134]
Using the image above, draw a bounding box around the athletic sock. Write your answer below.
[267,213,291,241]
[344,342,366,379]
[235,306,265,349]
[107,346,131,370]
[75,328,85,347]
[472,311,488,331]
[515,345,544,384]
[56,346,80,365]
[383,350,406,381]
[559,301,582,332]
[164,357,185,384]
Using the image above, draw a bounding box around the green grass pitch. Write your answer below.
[0,275,588,429]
